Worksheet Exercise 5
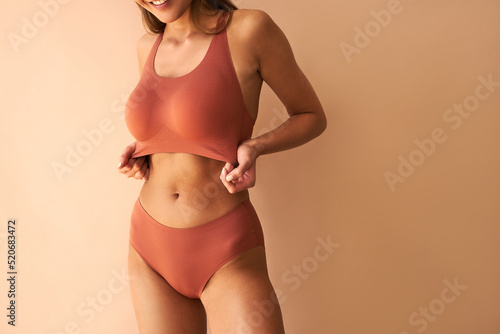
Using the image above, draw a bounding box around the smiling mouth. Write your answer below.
[150,0,168,7]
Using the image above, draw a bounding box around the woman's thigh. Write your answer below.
[128,243,207,334]
[200,246,285,334]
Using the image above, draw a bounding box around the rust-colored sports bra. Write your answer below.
[124,13,255,166]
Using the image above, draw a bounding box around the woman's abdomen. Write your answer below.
[138,152,249,228]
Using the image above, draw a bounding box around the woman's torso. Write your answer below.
[136,10,263,228]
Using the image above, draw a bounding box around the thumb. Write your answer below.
[226,160,250,182]
[119,142,137,168]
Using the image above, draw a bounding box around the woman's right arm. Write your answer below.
[116,34,155,182]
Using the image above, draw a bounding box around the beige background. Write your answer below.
[1,0,500,333]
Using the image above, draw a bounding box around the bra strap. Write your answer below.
[145,33,164,74]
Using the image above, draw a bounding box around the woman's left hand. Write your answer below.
[220,141,259,193]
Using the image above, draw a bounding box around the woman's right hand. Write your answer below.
[117,141,150,182]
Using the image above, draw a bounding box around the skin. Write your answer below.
[119,1,327,332]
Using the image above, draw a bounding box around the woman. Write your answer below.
[117,0,326,332]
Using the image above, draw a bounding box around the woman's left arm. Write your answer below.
[246,10,327,156]
[222,10,327,190]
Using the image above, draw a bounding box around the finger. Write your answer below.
[226,161,250,182]
[120,156,136,173]
[220,162,234,180]
[229,182,250,193]
[118,158,134,174]
[122,157,136,175]
[131,157,147,178]
[220,167,237,193]
[118,142,137,169]
[222,162,234,174]
[136,161,148,180]
[134,170,143,180]
[143,168,150,182]
[222,168,252,193]
[126,156,146,178]
[220,166,227,182]
[117,156,131,171]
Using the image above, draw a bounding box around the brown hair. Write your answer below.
[136,0,238,35]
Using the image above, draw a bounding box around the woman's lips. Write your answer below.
[150,0,168,10]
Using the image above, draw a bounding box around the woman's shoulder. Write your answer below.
[137,32,159,54]
[229,8,279,46]
[231,8,275,31]
[136,32,160,75]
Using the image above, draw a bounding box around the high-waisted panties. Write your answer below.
[129,197,265,299]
